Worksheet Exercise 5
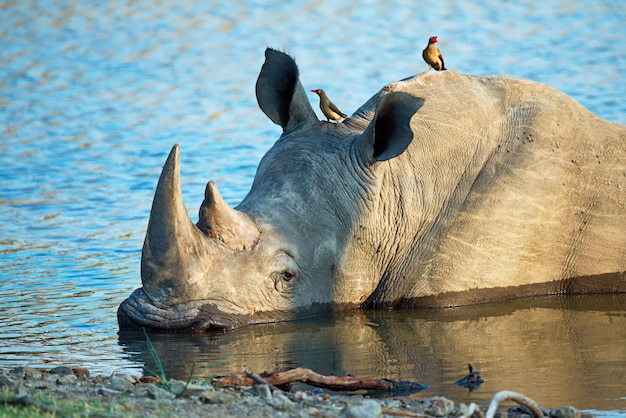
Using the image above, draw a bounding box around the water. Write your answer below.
[0,0,624,414]
[119,295,626,411]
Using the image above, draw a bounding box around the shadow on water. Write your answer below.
[119,294,626,411]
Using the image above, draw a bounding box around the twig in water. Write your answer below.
[214,367,427,394]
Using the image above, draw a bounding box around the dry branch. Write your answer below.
[212,367,427,394]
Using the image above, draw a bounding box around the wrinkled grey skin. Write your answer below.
[118,48,626,332]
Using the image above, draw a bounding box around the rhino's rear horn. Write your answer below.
[197,181,260,251]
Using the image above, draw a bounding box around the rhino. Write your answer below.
[118,48,626,332]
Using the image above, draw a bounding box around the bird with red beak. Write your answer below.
[422,36,447,71]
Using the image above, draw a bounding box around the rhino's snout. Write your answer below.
[117,288,246,332]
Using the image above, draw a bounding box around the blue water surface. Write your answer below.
[0,0,624,413]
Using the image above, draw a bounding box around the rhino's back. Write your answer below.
[360,71,626,307]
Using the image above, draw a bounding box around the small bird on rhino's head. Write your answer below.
[422,35,447,71]
[311,89,348,122]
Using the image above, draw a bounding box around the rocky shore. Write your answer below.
[0,366,588,418]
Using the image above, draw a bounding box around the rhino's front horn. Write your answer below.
[141,144,226,302]
[197,181,259,251]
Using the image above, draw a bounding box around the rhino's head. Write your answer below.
[117,48,417,332]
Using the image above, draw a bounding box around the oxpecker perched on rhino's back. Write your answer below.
[422,36,447,71]
[311,89,348,122]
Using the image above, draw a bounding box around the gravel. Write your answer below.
[0,366,590,418]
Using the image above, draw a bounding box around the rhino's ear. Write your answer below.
[256,48,318,134]
[357,92,422,163]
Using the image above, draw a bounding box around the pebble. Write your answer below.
[8,367,27,378]
[14,382,29,397]
[55,374,78,385]
[98,387,122,396]
[270,392,296,411]
[24,367,45,380]
[145,383,176,401]
[173,381,213,397]
[140,375,160,384]
[251,383,272,398]
[341,399,382,418]
[191,382,213,392]
[291,391,308,401]
[49,366,74,377]
[72,367,90,380]
[107,374,135,392]
[168,380,187,396]
[551,406,581,418]
[198,390,238,405]
[425,396,455,417]
[0,374,14,387]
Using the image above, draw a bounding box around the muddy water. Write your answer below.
[1,0,625,415]
[119,295,626,412]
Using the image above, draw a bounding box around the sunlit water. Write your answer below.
[0,0,624,415]
[119,295,626,412]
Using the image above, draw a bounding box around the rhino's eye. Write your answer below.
[271,270,296,293]
[271,269,296,283]
[275,270,296,282]
[271,251,298,291]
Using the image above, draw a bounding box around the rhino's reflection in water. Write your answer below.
[118,294,626,410]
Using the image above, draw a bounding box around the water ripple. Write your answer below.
[0,1,624,411]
